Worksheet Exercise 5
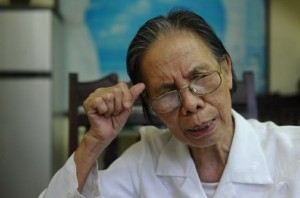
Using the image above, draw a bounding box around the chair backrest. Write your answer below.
[68,73,118,155]
[257,94,300,125]
[232,71,258,119]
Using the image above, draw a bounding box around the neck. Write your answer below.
[190,125,234,182]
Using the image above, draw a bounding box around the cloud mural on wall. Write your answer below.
[84,0,226,80]
[60,0,266,93]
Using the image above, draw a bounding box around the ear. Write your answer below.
[222,55,233,90]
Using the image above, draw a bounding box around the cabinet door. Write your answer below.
[0,78,52,198]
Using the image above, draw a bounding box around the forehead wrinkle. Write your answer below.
[141,30,218,95]
[156,58,198,89]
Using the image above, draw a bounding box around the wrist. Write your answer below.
[74,133,106,193]
[77,132,107,160]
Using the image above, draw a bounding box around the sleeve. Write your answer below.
[38,153,100,198]
[97,142,143,198]
[97,127,167,198]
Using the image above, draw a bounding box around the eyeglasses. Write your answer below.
[150,69,222,114]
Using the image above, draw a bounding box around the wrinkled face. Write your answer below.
[140,31,234,148]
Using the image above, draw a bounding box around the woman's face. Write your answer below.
[140,31,234,148]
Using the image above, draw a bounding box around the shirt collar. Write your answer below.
[155,110,273,185]
[156,134,193,177]
[224,110,273,185]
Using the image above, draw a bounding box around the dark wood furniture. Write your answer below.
[232,71,258,119]
[257,94,300,125]
[68,73,118,156]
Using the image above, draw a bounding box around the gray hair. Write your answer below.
[126,9,236,122]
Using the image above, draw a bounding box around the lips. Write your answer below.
[186,118,216,138]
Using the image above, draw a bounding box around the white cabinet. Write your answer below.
[0,9,63,198]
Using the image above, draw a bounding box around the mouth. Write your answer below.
[186,118,216,138]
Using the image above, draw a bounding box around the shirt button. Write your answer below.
[276,181,288,194]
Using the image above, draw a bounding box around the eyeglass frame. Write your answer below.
[148,65,223,114]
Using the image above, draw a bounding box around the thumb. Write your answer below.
[127,83,145,106]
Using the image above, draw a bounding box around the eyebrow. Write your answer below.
[185,65,213,78]
[156,80,176,95]
[155,65,215,95]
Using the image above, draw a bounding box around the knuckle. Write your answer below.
[117,82,129,89]
[104,92,114,101]
[112,86,121,94]
[83,100,88,109]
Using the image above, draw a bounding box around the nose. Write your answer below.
[180,87,205,116]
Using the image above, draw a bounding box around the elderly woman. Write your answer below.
[40,10,300,198]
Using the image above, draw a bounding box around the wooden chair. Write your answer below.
[68,73,118,156]
[232,71,258,119]
[257,94,300,125]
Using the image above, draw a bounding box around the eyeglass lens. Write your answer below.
[151,71,221,114]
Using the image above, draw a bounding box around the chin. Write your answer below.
[189,133,224,149]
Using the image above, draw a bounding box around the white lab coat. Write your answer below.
[40,110,300,198]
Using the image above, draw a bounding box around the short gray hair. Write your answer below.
[126,9,236,122]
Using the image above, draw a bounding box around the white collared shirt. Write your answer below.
[40,110,300,198]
